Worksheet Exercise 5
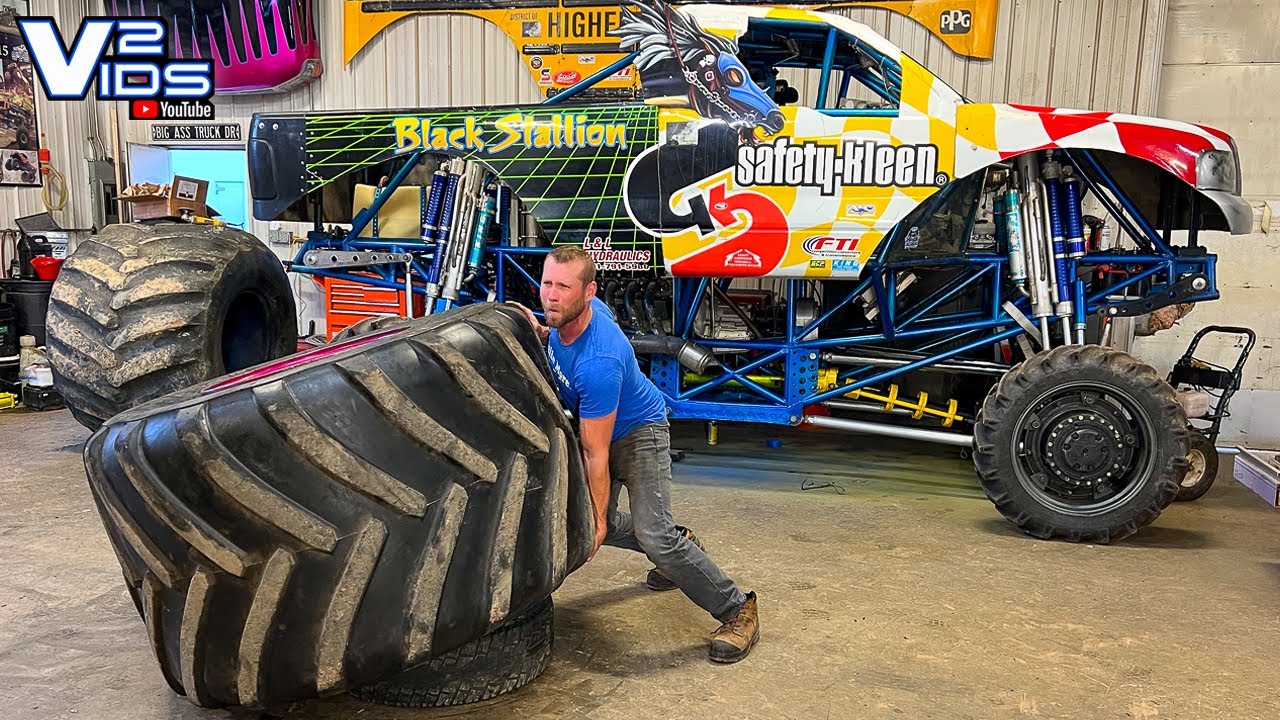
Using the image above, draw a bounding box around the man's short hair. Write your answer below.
[547,245,597,287]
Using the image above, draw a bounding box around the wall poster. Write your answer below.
[0,14,39,187]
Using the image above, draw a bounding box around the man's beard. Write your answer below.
[545,295,587,329]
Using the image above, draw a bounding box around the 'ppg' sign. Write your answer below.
[939,9,973,35]
[17,18,212,100]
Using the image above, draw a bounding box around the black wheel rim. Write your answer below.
[1011,380,1158,516]
[221,291,274,372]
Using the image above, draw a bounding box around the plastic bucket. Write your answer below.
[0,279,54,348]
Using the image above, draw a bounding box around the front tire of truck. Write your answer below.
[46,222,297,430]
[973,345,1189,543]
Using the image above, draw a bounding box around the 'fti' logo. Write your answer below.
[17,18,213,118]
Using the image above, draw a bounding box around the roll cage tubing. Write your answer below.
[287,18,1218,430]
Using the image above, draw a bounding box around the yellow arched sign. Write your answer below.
[344,1,998,100]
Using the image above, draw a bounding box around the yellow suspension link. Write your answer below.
[817,369,964,427]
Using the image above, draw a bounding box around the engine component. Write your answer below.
[519,208,542,247]
[858,272,918,321]
[630,334,723,374]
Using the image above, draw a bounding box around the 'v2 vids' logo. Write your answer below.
[17,18,213,101]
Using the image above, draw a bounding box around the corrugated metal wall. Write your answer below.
[1158,0,1279,198]
[823,0,1167,112]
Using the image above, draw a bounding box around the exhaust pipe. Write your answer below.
[629,335,722,374]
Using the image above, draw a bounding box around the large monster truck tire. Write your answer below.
[353,596,553,708]
[47,222,297,430]
[973,345,1189,543]
[82,303,593,708]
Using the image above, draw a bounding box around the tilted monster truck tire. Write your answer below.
[329,314,412,343]
[82,303,593,708]
[974,345,1189,543]
[1174,431,1219,502]
[47,222,296,430]
[353,596,553,708]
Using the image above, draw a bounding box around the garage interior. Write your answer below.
[2,0,1278,719]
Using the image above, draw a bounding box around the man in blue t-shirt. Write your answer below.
[512,246,759,664]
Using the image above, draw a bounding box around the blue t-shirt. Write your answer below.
[547,297,668,442]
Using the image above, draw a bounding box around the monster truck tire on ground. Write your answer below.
[353,596,553,708]
[82,303,593,708]
[973,345,1189,543]
[46,222,297,430]
[1174,431,1219,502]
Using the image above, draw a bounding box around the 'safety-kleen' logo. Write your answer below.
[17,17,213,119]
[736,138,946,194]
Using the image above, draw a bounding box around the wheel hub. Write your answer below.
[1045,412,1127,484]
[1183,449,1206,487]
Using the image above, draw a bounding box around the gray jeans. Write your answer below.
[604,421,747,623]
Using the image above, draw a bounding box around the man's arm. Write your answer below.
[574,356,624,559]
[579,410,616,559]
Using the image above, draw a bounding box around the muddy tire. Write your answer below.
[974,345,1189,543]
[47,222,297,430]
[83,303,592,708]
[1175,431,1219,502]
[330,314,411,343]
[353,596,553,708]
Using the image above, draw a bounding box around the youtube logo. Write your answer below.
[130,100,159,119]
[128,99,215,120]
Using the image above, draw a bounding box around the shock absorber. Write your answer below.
[1014,154,1053,347]
[425,160,463,315]
[1062,169,1087,259]
[1041,158,1074,326]
[420,167,447,248]
[1002,179,1028,290]
[442,164,483,308]
[496,183,513,246]
[463,181,497,283]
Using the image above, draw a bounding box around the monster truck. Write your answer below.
[0,94,33,149]
[46,0,1250,710]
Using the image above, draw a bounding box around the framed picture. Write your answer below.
[0,19,39,187]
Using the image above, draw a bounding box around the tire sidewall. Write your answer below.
[203,241,297,377]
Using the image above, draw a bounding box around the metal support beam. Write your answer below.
[802,414,973,447]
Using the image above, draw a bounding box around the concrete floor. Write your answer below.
[3,409,1279,720]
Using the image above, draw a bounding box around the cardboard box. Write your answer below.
[118,176,217,220]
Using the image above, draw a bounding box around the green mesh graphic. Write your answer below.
[303,105,660,265]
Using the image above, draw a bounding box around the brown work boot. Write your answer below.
[709,592,760,664]
[645,526,705,591]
